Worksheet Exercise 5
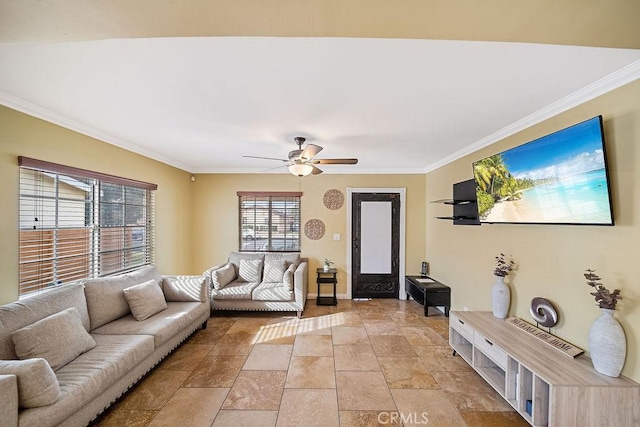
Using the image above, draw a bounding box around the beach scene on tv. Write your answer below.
[473,117,613,224]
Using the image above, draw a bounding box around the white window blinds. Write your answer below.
[238,192,301,252]
[18,157,157,297]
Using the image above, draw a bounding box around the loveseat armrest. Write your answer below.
[0,374,18,427]
[162,275,209,303]
[203,263,227,286]
[293,261,308,311]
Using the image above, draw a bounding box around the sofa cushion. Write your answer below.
[124,279,168,321]
[211,263,236,290]
[163,276,207,302]
[126,265,163,287]
[18,334,155,427]
[83,275,135,330]
[0,375,18,427]
[228,252,265,276]
[264,252,300,267]
[238,259,263,283]
[0,358,60,408]
[252,282,294,302]
[83,265,162,330]
[263,259,287,283]
[210,281,260,300]
[12,307,96,371]
[90,302,208,347]
[0,284,90,360]
[283,264,297,291]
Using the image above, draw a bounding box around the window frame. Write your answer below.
[237,191,302,253]
[18,156,157,298]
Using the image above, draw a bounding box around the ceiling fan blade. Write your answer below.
[300,144,322,160]
[242,155,288,162]
[261,164,289,173]
[311,158,359,165]
[311,165,323,175]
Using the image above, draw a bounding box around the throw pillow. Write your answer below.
[264,253,300,267]
[238,259,263,283]
[211,263,236,290]
[283,263,297,291]
[83,274,136,330]
[123,279,168,321]
[163,276,207,302]
[12,307,97,371]
[0,358,60,408]
[263,260,287,283]
[228,252,265,277]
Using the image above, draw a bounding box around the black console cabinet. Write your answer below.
[405,276,451,317]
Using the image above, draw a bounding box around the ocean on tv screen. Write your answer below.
[483,168,612,224]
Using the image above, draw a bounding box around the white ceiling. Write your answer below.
[0,37,639,174]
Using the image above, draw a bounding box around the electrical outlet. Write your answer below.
[463,306,468,311]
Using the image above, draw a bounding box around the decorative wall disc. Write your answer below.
[530,297,558,328]
[304,219,326,240]
[323,189,345,210]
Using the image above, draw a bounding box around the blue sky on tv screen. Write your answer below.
[502,116,606,181]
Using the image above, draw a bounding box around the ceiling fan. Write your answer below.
[243,136,359,176]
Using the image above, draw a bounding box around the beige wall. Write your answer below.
[0,104,425,303]
[0,105,194,305]
[426,79,640,382]
[191,174,426,295]
[3,78,638,384]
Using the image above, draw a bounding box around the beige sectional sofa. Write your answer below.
[204,252,308,318]
[0,266,209,427]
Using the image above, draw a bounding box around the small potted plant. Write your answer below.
[491,253,516,318]
[323,258,334,272]
[584,269,625,377]
[585,269,622,309]
[494,253,516,277]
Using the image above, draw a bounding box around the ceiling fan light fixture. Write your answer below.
[288,163,314,177]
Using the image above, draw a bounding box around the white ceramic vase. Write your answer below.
[491,275,510,319]
[589,308,626,377]
[323,265,330,272]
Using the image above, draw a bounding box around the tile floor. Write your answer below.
[91,299,529,427]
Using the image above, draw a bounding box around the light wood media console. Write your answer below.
[449,311,640,426]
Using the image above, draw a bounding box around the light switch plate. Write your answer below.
[333,233,340,240]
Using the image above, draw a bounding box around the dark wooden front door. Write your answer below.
[352,193,400,299]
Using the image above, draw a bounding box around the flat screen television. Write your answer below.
[472,115,614,225]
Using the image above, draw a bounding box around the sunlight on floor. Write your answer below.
[251,311,363,343]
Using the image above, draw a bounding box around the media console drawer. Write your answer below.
[449,312,474,342]
[473,331,508,369]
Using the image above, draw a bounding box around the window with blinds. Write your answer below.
[18,157,156,297]
[238,192,301,252]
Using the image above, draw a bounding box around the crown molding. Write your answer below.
[424,59,640,174]
[2,58,639,176]
[0,91,193,172]
[195,167,426,174]
[0,91,426,175]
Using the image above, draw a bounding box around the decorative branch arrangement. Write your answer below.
[585,269,622,310]
[494,253,516,277]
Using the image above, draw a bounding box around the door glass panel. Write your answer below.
[360,201,392,274]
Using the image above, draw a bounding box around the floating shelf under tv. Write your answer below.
[432,179,480,226]
[431,199,473,206]
[435,216,478,220]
